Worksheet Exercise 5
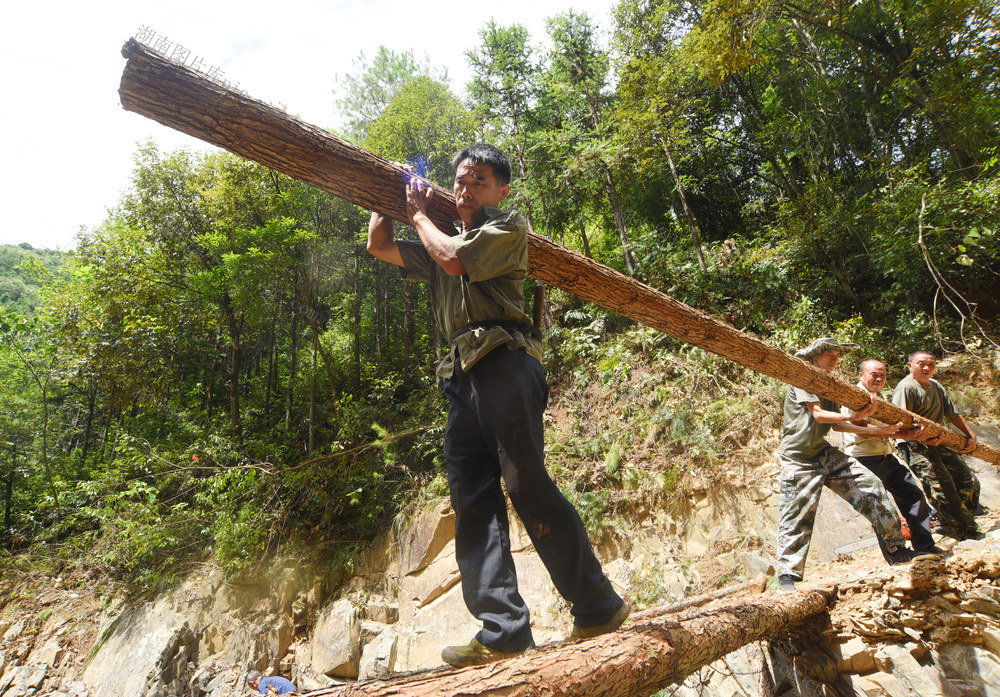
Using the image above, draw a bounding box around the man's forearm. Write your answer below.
[951,415,974,438]
[950,415,978,452]
[367,212,404,267]
[412,212,466,276]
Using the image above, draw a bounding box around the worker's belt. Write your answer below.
[450,320,542,343]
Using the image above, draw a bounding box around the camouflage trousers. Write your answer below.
[897,441,980,538]
[777,447,905,581]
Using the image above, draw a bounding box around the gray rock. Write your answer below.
[398,502,455,576]
[358,630,397,681]
[291,664,337,692]
[2,621,26,644]
[362,597,398,625]
[310,599,361,678]
[738,551,775,579]
[935,642,1000,697]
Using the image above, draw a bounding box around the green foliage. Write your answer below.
[364,77,478,186]
[334,46,449,142]
[0,245,64,314]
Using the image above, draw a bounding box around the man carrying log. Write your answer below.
[366,143,627,667]
[841,358,941,555]
[776,338,924,591]
[892,350,983,541]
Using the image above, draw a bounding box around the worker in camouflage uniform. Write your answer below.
[776,338,923,591]
[892,350,982,541]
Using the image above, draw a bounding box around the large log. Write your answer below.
[117,38,1000,466]
[308,590,831,697]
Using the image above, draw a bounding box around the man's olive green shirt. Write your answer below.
[396,206,542,379]
[777,385,838,461]
[892,375,958,426]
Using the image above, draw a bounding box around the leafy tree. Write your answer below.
[334,46,449,142]
[466,21,541,224]
[542,11,642,275]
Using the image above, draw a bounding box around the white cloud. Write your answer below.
[0,0,613,250]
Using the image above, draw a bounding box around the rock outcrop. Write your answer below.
[1,433,998,697]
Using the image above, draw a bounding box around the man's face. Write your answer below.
[908,353,937,384]
[453,159,510,227]
[812,349,841,372]
[859,361,887,393]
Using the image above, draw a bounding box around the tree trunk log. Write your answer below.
[308,590,830,697]
[117,39,1000,466]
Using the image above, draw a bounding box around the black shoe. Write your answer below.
[777,575,797,592]
[914,545,945,555]
[975,504,990,516]
[962,529,985,541]
[929,512,943,534]
[885,547,921,565]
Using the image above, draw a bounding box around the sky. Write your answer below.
[0,0,615,251]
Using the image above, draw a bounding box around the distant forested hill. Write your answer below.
[0,244,65,314]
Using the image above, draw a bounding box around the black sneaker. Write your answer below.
[885,547,921,565]
[929,512,943,534]
[777,575,797,592]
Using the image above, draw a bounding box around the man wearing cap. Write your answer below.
[892,350,982,541]
[776,338,921,591]
[841,358,939,555]
[367,144,626,667]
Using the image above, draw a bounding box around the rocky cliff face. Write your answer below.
[1,426,999,697]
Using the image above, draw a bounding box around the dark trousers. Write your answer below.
[855,454,936,553]
[443,347,622,652]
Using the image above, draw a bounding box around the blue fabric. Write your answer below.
[257,676,296,694]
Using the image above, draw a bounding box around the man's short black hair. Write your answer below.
[451,143,512,185]
[909,349,936,362]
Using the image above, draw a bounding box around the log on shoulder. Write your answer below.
[117,39,1000,466]
[307,589,831,697]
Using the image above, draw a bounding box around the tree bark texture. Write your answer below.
[308,591,830,697]
[118,39,1000,466]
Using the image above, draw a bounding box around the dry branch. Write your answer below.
[631,574,768,620]
[117,38,1000,466]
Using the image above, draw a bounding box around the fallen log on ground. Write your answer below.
[117,38,1000,467]
[307,589,831,697]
